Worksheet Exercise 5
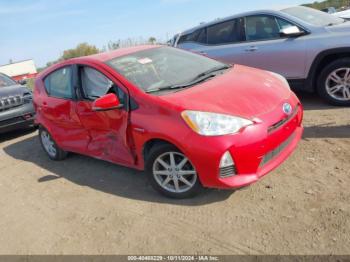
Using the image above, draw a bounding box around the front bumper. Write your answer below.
[0,103,35,134]
[216,126,303,188]
[182,100,303,189]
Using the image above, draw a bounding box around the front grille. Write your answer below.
[220,165,237,178]
[268,105,299,133]
[260,132,296,168]
[0,95,24,112]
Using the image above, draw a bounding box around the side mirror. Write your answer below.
[280,26,304,37]
[92,93,123,112]
[18,79,27,85]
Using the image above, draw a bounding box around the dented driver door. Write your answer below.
[74,65,135,166]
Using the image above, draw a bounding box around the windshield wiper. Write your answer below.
[146,74,217,93]
[194,65,231,79]
[146,65,231,94]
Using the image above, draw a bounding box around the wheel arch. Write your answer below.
[142,138,184,163]
[36,117,63,148]
[307,47,350,91]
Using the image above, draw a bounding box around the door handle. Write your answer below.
[199,51,208,56]
[245,46,258,52]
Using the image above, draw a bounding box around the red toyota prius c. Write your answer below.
[33,45,303,198]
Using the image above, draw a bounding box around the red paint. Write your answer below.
[92,94,121,111]
[34,45,303,189]
[12,73,38,81]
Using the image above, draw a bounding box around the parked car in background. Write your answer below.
[334,9,350,20]
[321,7,337,14]
[0,73,35,134]
[172,6,350,106]
[34,46,303,198]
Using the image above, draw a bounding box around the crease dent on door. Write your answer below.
[75,100,135,166]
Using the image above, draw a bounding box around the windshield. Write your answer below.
[107,46,226,93]
[282,6,345,26]
[0,74,16,87]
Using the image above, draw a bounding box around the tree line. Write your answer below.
[40,37,158,71]
[303,0,350,10]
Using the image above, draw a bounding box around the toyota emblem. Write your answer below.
[283,103,292,115]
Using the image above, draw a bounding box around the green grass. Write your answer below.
[26,78,34,91]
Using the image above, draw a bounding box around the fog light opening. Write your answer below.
[219,151,236,178]
[23,114,32,120]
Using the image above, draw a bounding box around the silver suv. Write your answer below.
[172,6,350,106]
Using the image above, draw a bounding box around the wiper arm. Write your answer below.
[195,65,231,79]
[146,83,196,94]
[146,73,219,93]
[145,65,231,94]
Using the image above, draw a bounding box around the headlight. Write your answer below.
[181,111,253,136]
[269,72,290,90]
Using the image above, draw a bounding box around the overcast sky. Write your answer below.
[0,0,311,67]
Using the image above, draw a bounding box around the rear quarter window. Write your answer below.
[207,19,243,45]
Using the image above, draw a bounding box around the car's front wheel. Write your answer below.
[318,58,350,106]
[146,144,202,198]
[39,127,68,161]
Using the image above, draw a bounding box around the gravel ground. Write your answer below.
[0,93,349,255]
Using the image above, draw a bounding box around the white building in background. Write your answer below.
[0,59,38,81]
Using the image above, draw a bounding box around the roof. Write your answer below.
[0,59,37,77]
[38,45,163,79]
[0,59,35,67]
[84,45,161,62]
[181,9,283,35]
[179,7,319,35]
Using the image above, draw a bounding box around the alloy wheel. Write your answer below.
[40,130,57,158]
[325,67,350,101]
[152,152,197,193]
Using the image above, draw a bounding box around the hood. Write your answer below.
[0,85,31,98]
[326,21,350,33]
[160,65,292,119]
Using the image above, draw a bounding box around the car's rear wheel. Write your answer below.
[39,127,67,161]
[146,144,202,198]
[318,58,350,106]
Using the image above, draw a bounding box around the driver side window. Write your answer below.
[244,15,297,41]
[80,66,126,105]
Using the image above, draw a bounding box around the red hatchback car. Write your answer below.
[34,45,303,198]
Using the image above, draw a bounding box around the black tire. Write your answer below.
[317,58,350,106]
[146,144,202,199]
[39,127,68,161]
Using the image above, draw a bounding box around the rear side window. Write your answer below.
[197,28,207,43]
[207,19,243,45]
[177,28,208,45]
[245,15,281,41]
[44,67,73,99]
[178,29,203,44]
[0,74,16,87]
